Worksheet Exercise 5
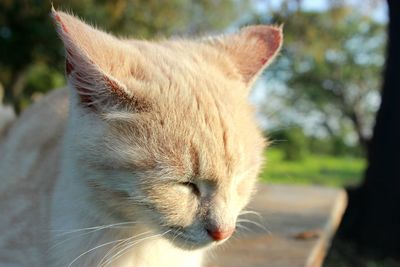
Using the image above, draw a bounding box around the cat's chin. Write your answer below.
[163,230,215,251]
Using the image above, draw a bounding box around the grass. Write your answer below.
[259,149,366,187]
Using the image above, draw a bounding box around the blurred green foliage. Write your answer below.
[254,4,385,152]
[266,126,364,161]
[0,0,245,113]
[268,126,364,161]
[0,0,384,163]
[260,149,365,187]
[269,127,309,161]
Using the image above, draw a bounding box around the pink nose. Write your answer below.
[207,228,235,241]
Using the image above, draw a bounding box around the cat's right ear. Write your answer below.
[207,25,283,87]
[51,8,132,111]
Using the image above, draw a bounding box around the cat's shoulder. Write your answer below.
[0,87,69,267]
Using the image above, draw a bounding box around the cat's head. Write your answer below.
[52,9,282,250]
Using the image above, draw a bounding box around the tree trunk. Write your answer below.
[348,110,369,151]
[340,0,400,258]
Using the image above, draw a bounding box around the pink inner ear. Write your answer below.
[73,71,96,108]
[66,51,130,110]
[52,12,69,34]
[257,29,282,66]
[66,58,73,75]
[226,25,282,84]
[234,25,282,82]
[52,9,133,111]
[247,26,282,67]
[103,76,129,100]
[65,49,74,75]
[64,50,97,108]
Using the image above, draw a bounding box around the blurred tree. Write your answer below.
[340,0,400,258]
[0,0,245,113]
[254,3,385,152]
[269,127,309,161]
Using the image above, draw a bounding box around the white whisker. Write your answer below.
[53,221,139,236]
[97,231,152,267]
[236,223,251,233]
[50,222,139,251]
[66,237,136,267]
[237,218,269,233]
[99,230,171,267]
[239,210,263,220]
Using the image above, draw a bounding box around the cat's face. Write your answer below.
[84,71,267,250]
[52,9,282,249]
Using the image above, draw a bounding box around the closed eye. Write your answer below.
[179,182,200,197]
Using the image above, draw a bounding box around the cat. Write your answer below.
[0,8,282,267]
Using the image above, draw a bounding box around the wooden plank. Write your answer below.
[207,184,347,267]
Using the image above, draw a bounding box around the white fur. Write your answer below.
[0,9,282,267]
[49,88,204,267]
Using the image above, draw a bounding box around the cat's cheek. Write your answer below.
[148,187,198,227]
[176,184,194,195]
[169,191,199,225]
[236,177,255,198]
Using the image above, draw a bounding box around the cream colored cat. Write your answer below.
[0,8,282,267]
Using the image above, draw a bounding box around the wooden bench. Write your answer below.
[208,184,347,267]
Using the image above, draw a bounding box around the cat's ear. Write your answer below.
[209,25,283,86]
[51,8,132,110]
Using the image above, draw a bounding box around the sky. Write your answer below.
[253,0,388,23]
[304,0,387,23]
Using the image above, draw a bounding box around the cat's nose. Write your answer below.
[206,227,235,241]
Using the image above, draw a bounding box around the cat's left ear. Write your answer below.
[209,25,283,87]
[50,8,133,111]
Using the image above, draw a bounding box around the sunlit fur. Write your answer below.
[46,9,283,267]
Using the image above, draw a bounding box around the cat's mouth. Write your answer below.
[163,226,216,250]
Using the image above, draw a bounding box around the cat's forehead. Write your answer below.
[112,41,248,117]
[104,41,261,178]
[106,80,264,184]
[122,39,241,84]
